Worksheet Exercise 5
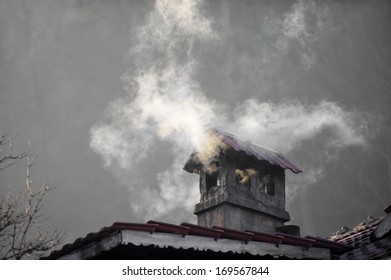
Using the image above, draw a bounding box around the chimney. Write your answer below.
[183,130,302,234]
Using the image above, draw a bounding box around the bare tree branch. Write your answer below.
[0,132,65,259]
[0,133,29,171]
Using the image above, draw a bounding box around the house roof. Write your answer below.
[329,205,391,260]
[183,129,302,174]
[43,221,349,260]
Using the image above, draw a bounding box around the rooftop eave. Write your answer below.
[57,229,331,260]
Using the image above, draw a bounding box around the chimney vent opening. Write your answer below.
[235,168,255,187]
[259,174,275,196]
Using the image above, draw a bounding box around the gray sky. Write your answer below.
[1,0,391,244]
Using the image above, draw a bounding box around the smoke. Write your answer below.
[90,0,367,222]
[229,99,365,154]
[90,0,222,221]
[281,0,323,69]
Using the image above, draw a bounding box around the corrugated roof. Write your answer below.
[184,129,302,174]
[43,221,347,260]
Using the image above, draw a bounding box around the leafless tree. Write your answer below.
[0,132,65,259]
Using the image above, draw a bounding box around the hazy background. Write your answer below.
[1,0,390,245]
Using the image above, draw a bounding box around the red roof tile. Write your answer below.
[245,230,283,246]
[112,222,158,233]
[181,223,223,240]
[213,226,253,243]
[276,233,314,249]
[147,220,190,237]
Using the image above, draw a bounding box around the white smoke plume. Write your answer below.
[229,99,365,154]
[90,0,367,222]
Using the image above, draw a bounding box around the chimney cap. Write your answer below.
[183,129,302,174]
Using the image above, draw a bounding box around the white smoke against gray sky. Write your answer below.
[90,0,366,221]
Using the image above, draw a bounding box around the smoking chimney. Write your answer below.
[183,130,302,234]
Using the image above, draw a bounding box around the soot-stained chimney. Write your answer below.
[183,129,302,234]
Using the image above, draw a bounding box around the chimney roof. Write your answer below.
[184,129,302,174]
